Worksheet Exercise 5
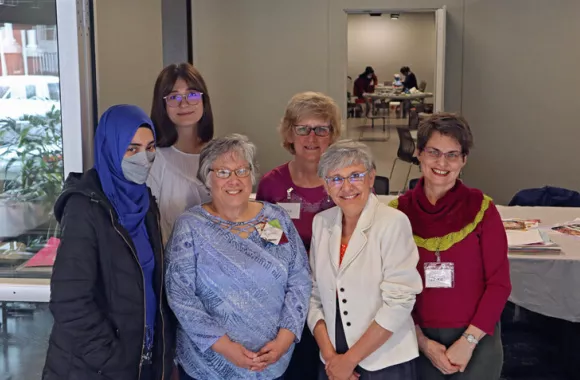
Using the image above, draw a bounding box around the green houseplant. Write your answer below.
[0,106,63,206]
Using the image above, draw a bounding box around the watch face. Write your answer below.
[464,334,477,344]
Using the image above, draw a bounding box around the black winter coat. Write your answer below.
[42,169,175,380]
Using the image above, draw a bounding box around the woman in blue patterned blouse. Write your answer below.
[165,134,312,380]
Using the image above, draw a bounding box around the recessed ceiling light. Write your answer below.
[391,13,400,20]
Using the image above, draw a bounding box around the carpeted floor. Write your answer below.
[0,302,577,379]
[500,302,577,380]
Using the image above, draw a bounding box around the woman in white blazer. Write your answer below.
[309,140,423,380]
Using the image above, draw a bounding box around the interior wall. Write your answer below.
[191,0,463,176]
[347,13,436,93]
[93,0,163,116]
[461,0,580,204]
[190,0,331,173]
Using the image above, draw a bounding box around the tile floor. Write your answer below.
[344,115,421,194]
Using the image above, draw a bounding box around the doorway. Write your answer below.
[346,8,446,142]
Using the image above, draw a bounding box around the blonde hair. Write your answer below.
[279,91,342,154]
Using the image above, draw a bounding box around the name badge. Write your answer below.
[277,202,301,219]
[424,262,455,288]
[257,220,284,245]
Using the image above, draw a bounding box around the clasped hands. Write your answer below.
[422,336,475,375]
[321,350,360,380]
[213,330,294,372]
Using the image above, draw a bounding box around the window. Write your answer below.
[25,84,37,99]
[0,1,94,378]
[48,82,60,102]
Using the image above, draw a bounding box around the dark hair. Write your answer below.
[400,66,411,75]
[150,63,214,147]
[417,112,474,155]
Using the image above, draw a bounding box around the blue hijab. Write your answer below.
[94,104,157,349]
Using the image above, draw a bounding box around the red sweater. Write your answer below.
[393,178,511,336]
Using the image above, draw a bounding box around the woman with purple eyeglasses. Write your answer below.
[147,63,215,246]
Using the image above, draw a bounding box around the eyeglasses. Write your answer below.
[210,167,252,179]
[163,91,203,108]
[423,147,464,162]
[293,125,332,137]
[325,171,368,188]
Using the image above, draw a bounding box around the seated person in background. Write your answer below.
[166,134,312,380]
[400,66,419,117]
[353,66,378,117]
[400,66,418,91]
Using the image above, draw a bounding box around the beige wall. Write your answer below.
[460,0,580,204]
[93,0,163,116]
[190,0,580,203]
[348,13,436,93]
[191,0,461,177]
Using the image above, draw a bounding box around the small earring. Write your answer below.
[327,194,331,203]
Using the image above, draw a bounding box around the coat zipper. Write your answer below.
[157,211,166,380]
[109,210,146,380]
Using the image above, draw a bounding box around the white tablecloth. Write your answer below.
[376,195,580,322]
[497,206,580,322]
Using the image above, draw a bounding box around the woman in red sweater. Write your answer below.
[390,113,511,380]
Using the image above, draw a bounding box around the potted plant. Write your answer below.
[0,106,63,239]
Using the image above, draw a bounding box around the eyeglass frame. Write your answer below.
[324,171,369,188]
[293,125,332,137]
[209,166,252,179]
[421,147,466,162]
[163,91,204,107]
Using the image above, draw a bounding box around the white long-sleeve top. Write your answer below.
[147,146,211,246]
[308,193,423,371]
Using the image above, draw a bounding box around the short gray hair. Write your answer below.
[197,133,258,189]
[318,139,375,178]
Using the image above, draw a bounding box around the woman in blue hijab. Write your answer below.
[43,105,175,380]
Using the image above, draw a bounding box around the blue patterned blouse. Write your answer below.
[165,202,312,380]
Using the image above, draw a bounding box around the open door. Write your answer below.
[435,6,446,112]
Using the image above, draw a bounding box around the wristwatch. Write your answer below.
[462,333,479,345]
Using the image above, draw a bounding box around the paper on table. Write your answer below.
[506,229,545,246]
[552,218,580,237]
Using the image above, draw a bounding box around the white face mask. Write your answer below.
[121,151,155,184]
[367,74,373,79]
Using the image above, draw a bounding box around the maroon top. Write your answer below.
[256,163,334,252]
[395,178,511,336]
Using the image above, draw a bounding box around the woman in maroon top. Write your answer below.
[256,91,341,379]
[390,113,511,380]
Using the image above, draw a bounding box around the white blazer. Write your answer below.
[308,194,423,371]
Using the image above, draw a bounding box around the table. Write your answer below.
[356,93,433,142]
[498,206,580,323]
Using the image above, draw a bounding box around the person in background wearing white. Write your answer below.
[309,140,423,380]
[147,63,214,245]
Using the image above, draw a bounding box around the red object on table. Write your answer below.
[23,237,60,267]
